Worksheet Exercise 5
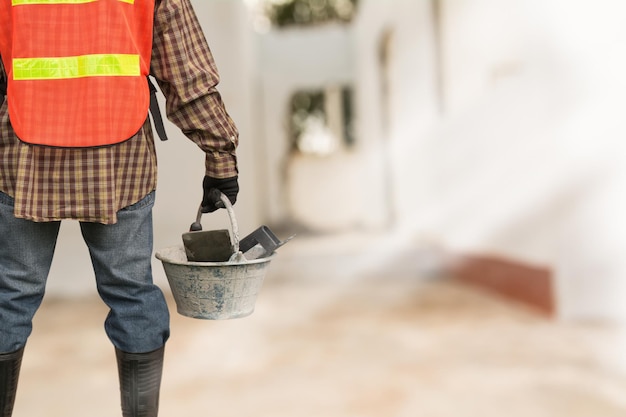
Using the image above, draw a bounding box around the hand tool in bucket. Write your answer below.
[239,225,295,260]
[182,189,242,262]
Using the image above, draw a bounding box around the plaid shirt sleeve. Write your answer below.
[151,0,239,179]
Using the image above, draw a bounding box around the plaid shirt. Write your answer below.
[0,0,238,224]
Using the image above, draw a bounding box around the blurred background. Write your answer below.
[21,0,626,416]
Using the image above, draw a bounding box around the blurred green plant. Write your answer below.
[289,90,326,151]
[263,0,359,28]
[288,87,354,155]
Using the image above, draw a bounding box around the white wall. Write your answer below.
[333,0,626,322]
[430,0,626,322]
[414,0,584,261]
[352,0,440,229]
[375,0,626,322]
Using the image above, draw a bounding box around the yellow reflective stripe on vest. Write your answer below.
[12,0,133,5]
[13,54,140,80]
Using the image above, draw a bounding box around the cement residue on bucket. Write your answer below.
[155,245,274,320]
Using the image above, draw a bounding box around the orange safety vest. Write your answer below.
[0,0,155,147]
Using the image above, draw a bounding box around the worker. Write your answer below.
[0,0,239,416]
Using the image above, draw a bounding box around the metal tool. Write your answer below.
[239,225,295,260]
[182,190,240,262]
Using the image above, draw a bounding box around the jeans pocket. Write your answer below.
[0,191,15,207]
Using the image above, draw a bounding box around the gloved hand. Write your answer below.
[201,175,239,213]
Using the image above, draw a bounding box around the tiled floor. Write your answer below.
[13,232,626,416]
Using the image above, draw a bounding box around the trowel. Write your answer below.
[239,225,295,260]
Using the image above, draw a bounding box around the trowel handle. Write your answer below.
[190,191,240,253]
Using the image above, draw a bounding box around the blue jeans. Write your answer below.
[0,191,170,353]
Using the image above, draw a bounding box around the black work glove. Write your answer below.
[201,175,239,213]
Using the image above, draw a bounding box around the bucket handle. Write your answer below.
[191,191,240,253]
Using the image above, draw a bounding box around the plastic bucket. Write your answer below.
[156,245,274,320]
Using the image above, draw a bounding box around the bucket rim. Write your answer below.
[155,245,275,267]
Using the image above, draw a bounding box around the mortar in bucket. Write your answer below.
[155,192,275,320]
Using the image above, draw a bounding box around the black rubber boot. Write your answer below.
[116,346,165,417]
[0,347,24,417]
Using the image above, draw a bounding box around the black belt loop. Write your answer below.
[148,77,168,141]
[0,54,5,97]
